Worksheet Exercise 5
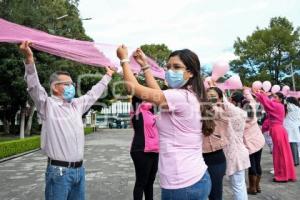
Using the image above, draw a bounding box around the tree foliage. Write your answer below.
[141,44,172,67]
[0,0,117,135]
[231,17,300,87]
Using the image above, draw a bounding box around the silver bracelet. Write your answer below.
[120,58,130,66]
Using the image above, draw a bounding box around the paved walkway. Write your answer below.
[0,129,299,200]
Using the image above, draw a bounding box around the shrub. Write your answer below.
[0,127,95,159]
[0,136,40,159]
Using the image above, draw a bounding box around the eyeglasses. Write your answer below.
[164,64,187,71]
[54,81,76,87]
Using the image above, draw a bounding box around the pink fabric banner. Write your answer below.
[0,18,165,79]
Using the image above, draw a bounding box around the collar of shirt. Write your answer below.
[51,95,69,106]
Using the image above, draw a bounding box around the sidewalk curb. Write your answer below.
[0,148,41,163]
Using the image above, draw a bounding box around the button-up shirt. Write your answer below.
[25,63,111,162]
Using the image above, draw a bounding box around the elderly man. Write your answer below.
[20,41,114,200]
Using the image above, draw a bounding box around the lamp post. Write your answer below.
[290,63,296,91]
[81,17,92,21]
[285,61,297,92]
[56,14,68,20]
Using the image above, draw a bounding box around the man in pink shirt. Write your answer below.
[20,41,114,200]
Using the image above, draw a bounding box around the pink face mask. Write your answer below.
[140,103,153,111]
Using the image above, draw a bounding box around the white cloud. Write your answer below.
[79,0,300,65]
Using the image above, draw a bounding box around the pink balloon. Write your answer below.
[262,81,272,92]
[282,85,290,93]
[252,81,262,90]
[271,85,280,93]
[225,75,243,89]
[204,76,212,89]
[211,60,229,81]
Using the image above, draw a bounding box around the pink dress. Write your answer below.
[256,93,297,181]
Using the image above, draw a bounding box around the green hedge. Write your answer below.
[0,127,95,159]
[84,127,94,135]
[0,136,40,159]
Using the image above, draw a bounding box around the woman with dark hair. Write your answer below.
[130,95,159,200]
[204,87,228,200]
[117,46,212,200]
[204,87,251,200]
[284,96,300,166]
[236,90,265,194]
[254,90,296,182]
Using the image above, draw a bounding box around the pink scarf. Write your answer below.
[0,18,165,79]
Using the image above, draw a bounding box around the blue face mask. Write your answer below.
[63,85,75,102]
[165,70,188,89]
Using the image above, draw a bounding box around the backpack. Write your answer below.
[131,102,159,153]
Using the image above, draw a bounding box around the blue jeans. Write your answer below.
[161,170,211,200]
[45,164,85,200]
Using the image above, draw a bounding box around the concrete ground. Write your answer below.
[0,129,299,200]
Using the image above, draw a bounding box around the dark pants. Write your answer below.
[207,161,226,200]
[290,142,299,166]
[130,151,158,200]
[249,149,262,176]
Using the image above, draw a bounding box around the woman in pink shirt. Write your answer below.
[232,90,265,195]
[209,89,250,200]
[117,46,214,200]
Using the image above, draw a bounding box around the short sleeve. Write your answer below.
[163,89,187,113]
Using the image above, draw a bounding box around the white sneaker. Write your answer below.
[270,169,274,174]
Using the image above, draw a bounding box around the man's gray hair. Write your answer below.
[49,71,71,85]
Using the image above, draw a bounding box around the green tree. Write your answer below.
[0,0,118,136]
[231,17,300,86]
[141,44,172,67]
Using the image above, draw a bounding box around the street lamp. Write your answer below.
[81,17,92,21]
[290,63,296,91]
[56,14,68,20]
[285,63,296,91]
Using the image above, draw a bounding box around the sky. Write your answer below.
[78,0,300,68]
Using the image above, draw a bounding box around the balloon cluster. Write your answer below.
[204,60,243,90]
[203,61,298,98]
[252,81,291,95]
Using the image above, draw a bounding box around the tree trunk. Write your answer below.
[3,117,10,134]
[19,108,26,139]
[25,105,35,136]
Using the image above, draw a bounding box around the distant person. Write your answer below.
[254,90,296,182]
[20,41,114,200]
[238,90,265,195]
[130,96,159,200]
[284,96,300,166]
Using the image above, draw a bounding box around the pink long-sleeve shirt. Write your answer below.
[25,63,111,162]
[255,93,285,126]
[221,100,250,176]
[243,99,265,154]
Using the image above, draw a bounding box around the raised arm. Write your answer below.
[254,91,276,113]
[20,41,48,119]
[117,45,167,108]
[74,67,114,115]
[133,48,161,90]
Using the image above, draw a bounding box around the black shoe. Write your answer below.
[273,178,287,183]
